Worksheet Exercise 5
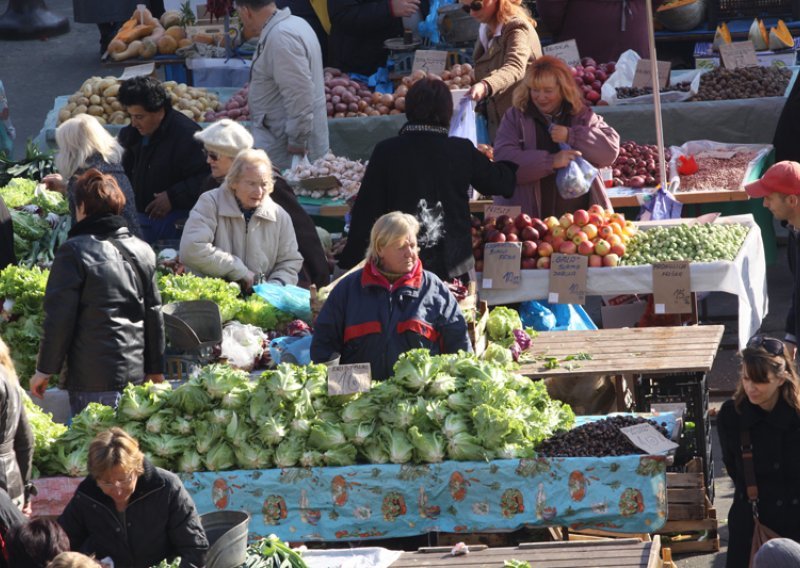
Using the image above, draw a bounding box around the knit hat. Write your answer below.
[194,119,253,157]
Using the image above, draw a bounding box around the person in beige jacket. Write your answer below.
[179,149,303,288]
[463,0,541,142]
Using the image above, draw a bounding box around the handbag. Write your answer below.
[741,428,783,567]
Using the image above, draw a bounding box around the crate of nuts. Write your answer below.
[667,140,774,195]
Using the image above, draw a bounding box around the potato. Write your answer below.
[73,104,88,115]
[77,96,90,106]
[58,109,72,123]
[111,101,123,111]
[95,116,107,125]
[88,105,105,116]
[68,94,80,104]
[109,111,127,125]
[102,103,113,114]
[103,84,120,98]
[89,94,101,105]
[179,109,194,119]
[66,102,77,112]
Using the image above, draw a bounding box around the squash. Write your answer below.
[139,38,158,59]
[748,18,769,51]
[769,19,794,51]
[160,10,182,28]
[712,22,731,52]
[192,32,215,45]
[165,25,187,40]
[107,39,127,54]
[115,23,156,44]
[157,35,178,55]
[178,38,193,48]
[111,40,143,61]
[145,25,166,42]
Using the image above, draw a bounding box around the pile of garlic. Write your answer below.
[287,152,367,200]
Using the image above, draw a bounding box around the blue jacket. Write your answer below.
[310,260,472,380]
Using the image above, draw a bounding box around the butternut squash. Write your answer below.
[157,35,178,55]
[115,23,156,44]
[165,25,186,40]
[111,40,143,61]
[139,38,158,59]
[107,39,127,54]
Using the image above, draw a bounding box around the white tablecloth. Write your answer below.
[478,214,768,349]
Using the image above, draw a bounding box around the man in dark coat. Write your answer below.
[0,196,14,270]
[118,76,210,244]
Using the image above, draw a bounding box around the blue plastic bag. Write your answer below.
[519,300,597,331]
[269,335,313,365]
[637,186,683,221]
[519,300,557,331]
[476,114,490,145]
[252,283,312,322]
[555,142,597,200]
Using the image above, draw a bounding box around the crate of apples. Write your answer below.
[471,205,637,271]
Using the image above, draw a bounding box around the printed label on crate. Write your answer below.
[632,59,671,89]
[412,50,448,75]
[482,242,522,289]
[652,261,692,314]
[621,423,679,454]
[720,41,759,70]
[549,254,588,304]
[543,39,581,67]
[484,204,521,219]
[328,363,372,395]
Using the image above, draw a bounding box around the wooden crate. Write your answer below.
[657,482,720,555]
[666,471,706,521]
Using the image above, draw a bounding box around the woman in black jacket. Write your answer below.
[337,78,517,281]
[59,428,208,568]
[717,335,800,568]
[29,170,165,417]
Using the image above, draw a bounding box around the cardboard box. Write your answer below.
[694,39,798,69]
[601,300,648,329]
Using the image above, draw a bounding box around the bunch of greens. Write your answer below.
[23,394,67,478]
[0,177,68,215]
[0,141,56,186]
[0,265,49,385]
[484,307,536,363]
[245,534,309,568]
[158,273,245,322]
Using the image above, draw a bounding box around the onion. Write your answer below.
[380,93,394,107]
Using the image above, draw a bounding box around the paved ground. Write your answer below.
[2,4,793,564]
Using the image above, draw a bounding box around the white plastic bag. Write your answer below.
[220,321,268,371]
[449,97,477,147]
[600,49,702,106]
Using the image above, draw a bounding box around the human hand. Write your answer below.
[391,0,420,18]
[468,81,488,101]
[29,372,50,399]
[287,144,306,156]
[21,501,32,518]
[241,270,256,291]
[42,174,67,193]
[145,373,165,384]
[145,192,172,219]
[550,125,569,144]
[553,149,581,169]
[786,342,797,361]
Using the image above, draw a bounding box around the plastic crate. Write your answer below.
[708,0,800,25]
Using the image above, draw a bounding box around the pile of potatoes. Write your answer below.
[58,77,220,126]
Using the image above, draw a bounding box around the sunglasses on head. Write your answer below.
[462,0,484,12]
[203,149,220,162]
[747,335,786,357]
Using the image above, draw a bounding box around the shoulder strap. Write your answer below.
[108,237,147,297]
[740,428,760,505]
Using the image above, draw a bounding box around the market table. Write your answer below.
[478,214,767,350]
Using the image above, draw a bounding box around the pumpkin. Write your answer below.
[157,35,178,55]
[160,10,182,28]
[748,18,769,51]
[769,19,793,51]
[165,25,187,40]
[178,38,193,48]
[712,22,731,52]
[139,38,158,59]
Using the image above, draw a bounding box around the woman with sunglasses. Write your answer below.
[717,335,800,567]
[463,0,541,142]
[493,56,618,218]
[59,428,208,568]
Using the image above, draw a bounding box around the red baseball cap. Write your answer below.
[745,161,800,198]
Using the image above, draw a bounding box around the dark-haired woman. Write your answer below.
[718,335,800,568]
[336,78,517,282]
[117,76,209,243]
[29,170,165,417]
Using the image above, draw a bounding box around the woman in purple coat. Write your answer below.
[493,56,619,219]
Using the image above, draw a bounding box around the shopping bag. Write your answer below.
[555,143,597,200]
[637,184,682,221]
[449,97,477,147]
[252,283,312,322]
[269,335,313,365]
[750,516,782,567]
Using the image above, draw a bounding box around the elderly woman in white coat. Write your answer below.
[179,149,303,289]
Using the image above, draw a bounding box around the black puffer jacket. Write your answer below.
[36,215,164,392]
[59,459,208,568]
[119,105,210,213]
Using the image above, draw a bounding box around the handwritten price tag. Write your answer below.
[484,204,521,219]
[548,254,588,304]
[632,59,671,89]
[543,39,581,67]
[719,41,759,70]
[412,50,448,75]
[482,242,522,289]
[328,363,372,395]
[621,423,679,454]
[652,261,692,314]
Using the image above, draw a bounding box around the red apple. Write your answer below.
[610,243,626,257]
[521,240,538,258]
[573,209,590,226]
[588,213,604,226]
[603,253,620,267]
[595,239,611,256]
[514,213,533,231]
[483,216,497,229]
[538,242,554,257]
[586,90,601,104]
[611,212,626,226]
[506,232,519,242]
[588,204,605,216]
[544,216,560,230]
[599,225,614,239]
[578,240,595,256]
[488,230,506,243]
[542,234,553,244]
[583,223,598,240]
[552,225,566,239]
[607,234,623,247]
[572,231,588,245]
[502,223,518,236]
[588,254,603,267]
[559,213,574,228]
[552,236,565,250]
[566,224,583,239]
[496,214,513,230]
[537,257,551,269]
[521,226,540,242]
[532,219,549,236]
[521,258,538,270]
[559,241,578,255]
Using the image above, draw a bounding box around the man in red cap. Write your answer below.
[745,160,800,358]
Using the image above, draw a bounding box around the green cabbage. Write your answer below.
[324,445,357,466]
[169,381,212,415]
[380,427,413,464]
[177,450,204,473]
[307,420,346,451]
[486,306,523,347]
[408,426,445,463]
[274,434,305,468]
[204,442,236,471]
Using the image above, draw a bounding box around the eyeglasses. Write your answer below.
[747,335,786,357]
[96,474,135,490]
[203,149,220,162]
[462,0,483,12]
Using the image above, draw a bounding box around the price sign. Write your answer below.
[543,39,581,67]
[119,62,156,80]
[695,212,721,224]
[484,204,521,219]
[621,423,679,454]
[632,59,671,89]
[412,50,448,76]
[482,242,522,289]
[652,261,692,314]
[548,253,588,304]
[719,41,759,70]
[328,363,372,395]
